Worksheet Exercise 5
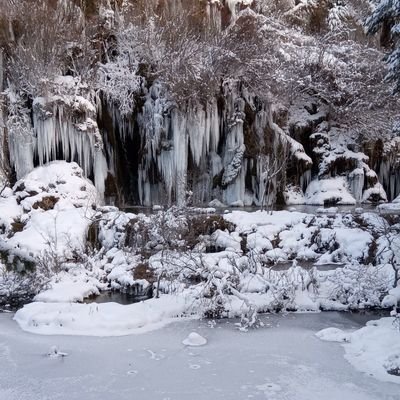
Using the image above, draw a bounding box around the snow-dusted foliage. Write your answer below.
[1,0,84,98]
[97,25,144,116]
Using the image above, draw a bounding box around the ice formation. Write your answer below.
[100,80,313,206]
[4,71,399,206]
[2,2,400,206]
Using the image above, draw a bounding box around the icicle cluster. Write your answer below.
[31,96,108,200]
[103,80,312,206]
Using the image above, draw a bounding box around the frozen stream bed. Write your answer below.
[0,312,398,400]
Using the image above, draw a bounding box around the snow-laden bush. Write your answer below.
[328,263,390,308]
[0,258,51,309]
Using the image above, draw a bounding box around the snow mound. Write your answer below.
[305,178,356,205]
[382,287,400,308]
[182,332,207,346]
[344,318,400,383]
[0,195,22,230]
[1,161,98,262]
[315,327,350,342]
[14,161,97,211]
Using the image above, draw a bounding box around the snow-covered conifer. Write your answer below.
[366,0,400,92]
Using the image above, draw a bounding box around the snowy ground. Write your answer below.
[1,162,400,399]
[0,312,399,400]
[1,161,398,313]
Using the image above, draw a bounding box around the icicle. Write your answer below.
[7,99,35,179]
[172,108,188,206]
[94,149,108,203]
[188,102,207,166]
[8,124,34,179]
[102,78,317,207]
[224,159,247,206]
[378,159,400,201]
[348,167,364,203]
[31,96,108,199]
[209,101,220,153]
[300,170,312,193]
[207,0,222,30]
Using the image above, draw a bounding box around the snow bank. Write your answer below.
[34,278,103,303]
[317,317,400,384]
[344,318,400,384]
[6,207,91,259]
[377,202,400,215]
[317,227,372,264]
[283,185,305,205]
[224,210,307,233]
[224,209,373,264]
[3,196,398,334]
[14,295,192,336]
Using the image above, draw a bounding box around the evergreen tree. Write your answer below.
[366,0,400,92]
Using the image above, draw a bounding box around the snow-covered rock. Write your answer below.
[305,178,356,205]
[182,332,207,346]
[208,199,226,208]
[47,345,68,358]
[315,327,350,343]
[1,162,97,262]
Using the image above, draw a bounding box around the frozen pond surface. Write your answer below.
[0,312,398,400]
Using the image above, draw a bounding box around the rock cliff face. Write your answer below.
[0,0,399,206]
